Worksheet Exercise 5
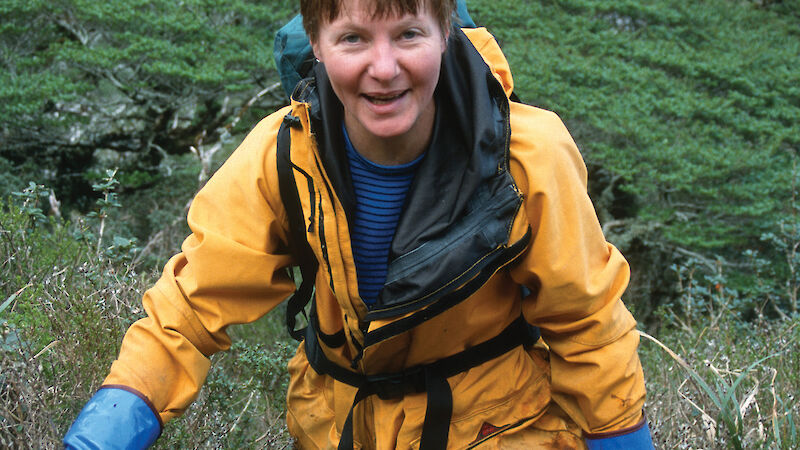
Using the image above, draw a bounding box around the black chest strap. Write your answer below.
[304,313,540,449]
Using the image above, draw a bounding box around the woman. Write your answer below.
[65,0,655,448]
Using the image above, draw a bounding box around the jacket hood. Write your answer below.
[462,28,515,98]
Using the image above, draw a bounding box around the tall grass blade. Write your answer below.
[0,293,15,315]
[0,284,31,315]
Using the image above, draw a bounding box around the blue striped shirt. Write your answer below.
[343,126,424,306]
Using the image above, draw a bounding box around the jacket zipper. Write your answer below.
[317,194,334,290]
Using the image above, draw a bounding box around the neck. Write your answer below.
[344,102,435,166]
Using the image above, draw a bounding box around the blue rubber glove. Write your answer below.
[64,387,161,450]
[585,419,655,450]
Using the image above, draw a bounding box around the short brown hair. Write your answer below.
[300,0,456,42]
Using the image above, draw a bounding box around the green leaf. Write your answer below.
[0,291,19,315]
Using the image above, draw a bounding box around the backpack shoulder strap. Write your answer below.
[276,115,318,341]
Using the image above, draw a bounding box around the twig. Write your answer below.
[776,321,799,353]
[664,308,696,338]
[228,390,255,434]
[31,340,60,360]
[677,385,717,441]
[48,189,62,219]
[639,330,692,370]
[704,359,741,378]
[131,198,192,266]
[674,247,721,271]
[737,379,759,422]
[771,301,790,320]
[769,367,780,444]
[191,82,282,189]
[255,430,270,443]
[227,83,281,132]
[745,382,765,443]
[0,404,23,423]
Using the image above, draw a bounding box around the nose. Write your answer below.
[367,39,400,82]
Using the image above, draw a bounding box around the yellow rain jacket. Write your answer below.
[103,27,647,449]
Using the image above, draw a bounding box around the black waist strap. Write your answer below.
[303,315,540,449]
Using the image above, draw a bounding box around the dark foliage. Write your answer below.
[0,0,296,210]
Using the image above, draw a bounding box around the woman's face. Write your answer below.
[311,0,448,156]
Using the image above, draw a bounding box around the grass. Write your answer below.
[642,308,799,448]
[0,201,295,448]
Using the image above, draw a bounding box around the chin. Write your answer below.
[367,127,412,140]
[363,118,417,140]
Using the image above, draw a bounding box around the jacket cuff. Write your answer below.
[64,386,162,449]
[584,415,655,450]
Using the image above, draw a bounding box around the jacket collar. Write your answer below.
[292,26,511,250]
[292,27,520,318]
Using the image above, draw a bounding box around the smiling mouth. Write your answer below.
[363,90,408,105]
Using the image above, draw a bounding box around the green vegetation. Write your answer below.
[641,264,799,448]
[0,177,295,448]
[1,0,294,210]
[1,0,798,448]
[472,0,800,318]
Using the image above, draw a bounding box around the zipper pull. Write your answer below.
[350,335,364,370]
[283,114,303,129]
[343,315,365,370]
[306,178,315,232]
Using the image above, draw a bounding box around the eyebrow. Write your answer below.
[330,15,427,35]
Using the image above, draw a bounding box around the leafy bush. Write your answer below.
[157,315,295,449]
[473,0,800,317]
[1,0,295,211]
[0,197,138,446]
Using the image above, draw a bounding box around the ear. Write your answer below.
[441,28,450,52]
[311,39,322,62]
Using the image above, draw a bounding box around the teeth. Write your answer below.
[366,92,403,104]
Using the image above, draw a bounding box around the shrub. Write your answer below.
[0,192,294,448]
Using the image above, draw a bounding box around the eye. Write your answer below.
[342,33,361,44]
[400,29,420,40]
